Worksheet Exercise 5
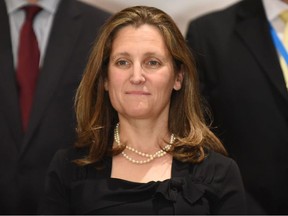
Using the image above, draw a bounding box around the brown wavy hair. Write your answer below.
[74,6,227,166]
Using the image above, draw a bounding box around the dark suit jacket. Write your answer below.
[186,0,288,214]
[0,0,111,214]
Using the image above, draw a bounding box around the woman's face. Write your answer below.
[106,24,182,120]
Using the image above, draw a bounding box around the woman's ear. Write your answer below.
[104,79,109,91]
[173,69,184,91]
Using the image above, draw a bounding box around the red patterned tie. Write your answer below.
[17,6,42,131]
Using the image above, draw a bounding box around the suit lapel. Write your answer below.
[0,1,23,148]
[235,0,288,102]
[20,0,82,153]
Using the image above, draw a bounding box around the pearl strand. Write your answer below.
[114,123,175,164]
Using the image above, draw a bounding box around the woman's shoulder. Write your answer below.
[201,149,237,168]
[50,146,112,179]
[48,147,90,176]
[171,149,246,214]
[190,149,241,184]
[205,149,235,166]
[53,146,89,162]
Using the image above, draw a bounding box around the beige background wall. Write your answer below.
[80,0,241,35]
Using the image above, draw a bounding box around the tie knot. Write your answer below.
[23,5,42,22]
[280,10,288,23]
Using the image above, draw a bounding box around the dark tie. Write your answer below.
[17,6,42,131]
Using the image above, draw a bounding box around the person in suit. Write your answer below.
[186,0,288,214]
[0,0,111,214]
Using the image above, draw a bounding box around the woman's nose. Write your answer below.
[129,63,146,84]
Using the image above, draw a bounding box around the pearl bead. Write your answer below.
[114,123,175,164]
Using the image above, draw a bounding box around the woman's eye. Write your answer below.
[115,60,130,68]
[146,60,161,68]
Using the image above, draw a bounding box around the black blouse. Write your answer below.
[39,147,247,214]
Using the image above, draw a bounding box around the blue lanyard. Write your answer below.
[269,24,288,64]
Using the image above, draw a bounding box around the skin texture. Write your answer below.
[106,24,182,121]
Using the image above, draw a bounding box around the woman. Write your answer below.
[39,6,246,215]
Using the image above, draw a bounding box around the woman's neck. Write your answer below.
[115,120,170,153]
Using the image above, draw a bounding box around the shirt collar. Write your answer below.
[262,0,288,22]
[4,0,61,14]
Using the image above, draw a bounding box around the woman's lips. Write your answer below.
[125,91,151,95]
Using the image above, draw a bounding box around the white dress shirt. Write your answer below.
[4,0,61,68]
[262,0,288,41]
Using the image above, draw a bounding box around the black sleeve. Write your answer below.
[38,149,71,214]
[212,158,247,214]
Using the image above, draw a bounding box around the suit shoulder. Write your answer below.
[188,0,243,28]
[74,1,112,20]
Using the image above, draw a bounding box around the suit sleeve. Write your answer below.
[38,149,71,214]
[186,20,209,97]
[186,21,220,127]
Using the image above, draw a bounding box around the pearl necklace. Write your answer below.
[114,123,175,164]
